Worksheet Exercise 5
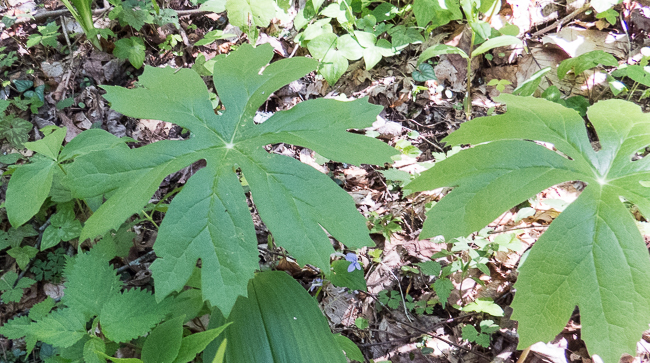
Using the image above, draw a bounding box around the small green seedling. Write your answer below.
[367,211,403,242]
[26,22,60,48]
[461,320,499,347]
[486,78,511,92]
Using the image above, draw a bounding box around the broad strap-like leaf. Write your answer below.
[68,43,398,316]
[204,271,347,363]
[470,35,523,58]
[407,94,650,363]
[556,50,618,80]
[172,323,230,363]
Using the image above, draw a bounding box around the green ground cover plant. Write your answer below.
[1,44,385,362]
[66,43,396,316]
[5,0,650,361]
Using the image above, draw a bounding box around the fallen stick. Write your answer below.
[531,3,592,38]
[13,7,210,24]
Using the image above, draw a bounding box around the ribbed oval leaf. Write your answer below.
[205,271,348,363]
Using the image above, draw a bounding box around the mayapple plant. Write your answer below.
[408,94,650,362]
[66,43,397,316]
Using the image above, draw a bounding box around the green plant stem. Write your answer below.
[151,186,182,211]
[457,260,470,307]
[59,0,102,50]
[465,30,476,120]
[627,81,639,101]
[380,261,413,322]
[141,210,159,229]
[75,198,90,222]
[313,284,323,299]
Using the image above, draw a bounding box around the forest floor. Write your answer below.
[2,0,650,362]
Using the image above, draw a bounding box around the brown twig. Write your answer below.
[16,7,210,24]
[531,3,592,38]
[365,293,491,361]
[115,250,156,274]
[489,224,550,234]
[395,318,493,361]
[59,16,72,51]
[357,335,416,348]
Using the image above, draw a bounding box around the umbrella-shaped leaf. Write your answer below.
[407,94,650,362]
[68,44,397,316]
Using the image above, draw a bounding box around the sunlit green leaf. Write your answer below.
[408,94,650,363]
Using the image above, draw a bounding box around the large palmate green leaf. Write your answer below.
[407,94,650,363]
[204,271,347,363]
[68,44,397,316]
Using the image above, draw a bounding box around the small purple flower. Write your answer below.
[346,253,361,272]
[309,278,323,292]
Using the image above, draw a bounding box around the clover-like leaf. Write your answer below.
[8,245,38,269]
[113,37,145,69]
[68,44,397,316]
[388,25,424,49]
[0,225,38,250]
[354,31,394,70]
[41,202,82,250]
[308,33,363,85]
[407,94,650,363]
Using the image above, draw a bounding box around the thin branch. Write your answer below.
[115,250,156,273]
[531,3,591,38]
[380,261,414,322]
[364,293,490,360]
[17,7,210,24]
[59,16,72,51]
